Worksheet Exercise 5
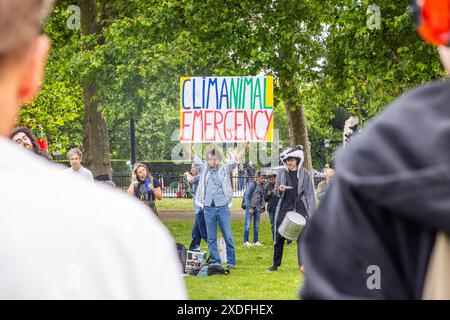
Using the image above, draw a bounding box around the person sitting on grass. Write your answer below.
[127,163,162,216]
[242,171,266,246]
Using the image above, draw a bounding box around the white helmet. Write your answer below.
[280,145,304,168]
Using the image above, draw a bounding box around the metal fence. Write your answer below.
[113,173,325,199]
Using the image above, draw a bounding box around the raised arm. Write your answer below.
[235,142,250,162]
[179,135,193,160]
[184,171,195,184]
[127,173,137,196]
[153,186,163,201]
[178,136,206,172]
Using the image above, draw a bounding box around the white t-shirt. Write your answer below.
[0,137,187,299]
[65,165,94,182]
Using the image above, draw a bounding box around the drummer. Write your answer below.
[267,146,316,272]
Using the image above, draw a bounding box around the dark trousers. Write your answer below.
[269,210,278,241]
[272,211,304,267]
[189,206,207,250]
[273,230,286,267]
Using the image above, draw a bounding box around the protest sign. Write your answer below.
[179,76,274,143]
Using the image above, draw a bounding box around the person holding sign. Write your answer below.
[181,139,250,269]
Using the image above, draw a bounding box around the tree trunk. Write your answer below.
[283,97,313,172]
[78,0,111,178]
[277,44,313,172]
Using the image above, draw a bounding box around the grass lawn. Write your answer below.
[158,198,243,212]
[162,213,304,300]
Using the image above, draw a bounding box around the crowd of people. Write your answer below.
[12,118,336,276]
[3,0,337,286]
[177,140,335,275]
[3,0,449,301]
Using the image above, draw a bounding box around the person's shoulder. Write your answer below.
[80,166,93,175]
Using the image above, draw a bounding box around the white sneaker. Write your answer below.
[243,242,252,246]
[253,241,262,246]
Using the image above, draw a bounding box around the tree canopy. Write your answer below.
[19,0,445,171]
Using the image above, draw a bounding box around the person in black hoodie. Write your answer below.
[301,0,450,299]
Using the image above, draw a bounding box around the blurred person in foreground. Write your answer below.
[301,0,450,299]
[0,0,186,299]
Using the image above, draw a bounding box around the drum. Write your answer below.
[277,211,307,241]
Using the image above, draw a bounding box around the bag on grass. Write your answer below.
[194,264,230,277]
[176,242,208,274]
[185,250,208,275]
[217,236,227,264]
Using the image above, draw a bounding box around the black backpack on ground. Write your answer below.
[191,263,231,276]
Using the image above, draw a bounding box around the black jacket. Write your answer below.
[301,80,450,299]
[264,183,278,213]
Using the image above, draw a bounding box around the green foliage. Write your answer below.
[21,0,447,167]
[18,1,84,155]
[314,0,445,121]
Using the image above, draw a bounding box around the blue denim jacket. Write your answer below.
[243,181,256,209]
[193,156,238,209]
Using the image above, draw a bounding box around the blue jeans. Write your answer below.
[243,207,260,243]
[268,211,275,241]
[189,204,207,250]
[238,176,244,190]
[204,204,236,265]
